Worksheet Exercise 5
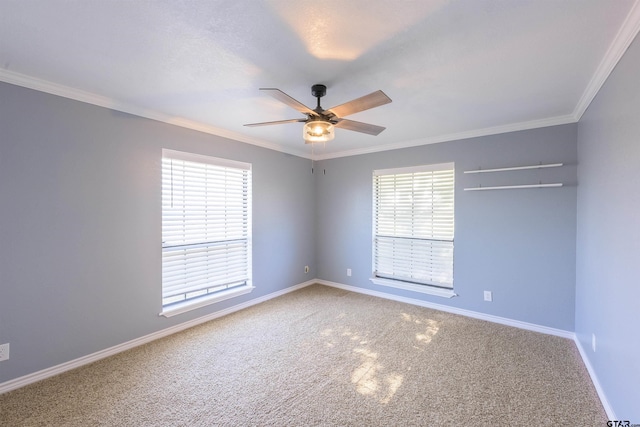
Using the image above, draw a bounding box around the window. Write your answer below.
[371,163,456,298]
[160,149,253,316]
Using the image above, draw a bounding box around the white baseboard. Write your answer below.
[317,279,574,338]
[0,279,316,395]
[1,277,616,422]
[573,336,616,420]
[318,279,619,419]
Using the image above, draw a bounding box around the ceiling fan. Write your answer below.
[244,84,392,144]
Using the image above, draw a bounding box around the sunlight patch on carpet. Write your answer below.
[402,312,440,345]
[351,347,404,404]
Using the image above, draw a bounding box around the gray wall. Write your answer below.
[315,124,578,331]
[0,82,316,383]
[2,42,637,418]
[576,35,640,420]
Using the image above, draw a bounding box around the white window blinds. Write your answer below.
[373,163,454,289]
[161,149,252,307]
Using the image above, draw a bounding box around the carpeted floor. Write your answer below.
[0,284,606,426]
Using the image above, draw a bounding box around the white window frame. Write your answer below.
[160,149,253,317]
[371,162,456,298]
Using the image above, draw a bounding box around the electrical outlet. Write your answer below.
[0,343,9,362]
[347,268,352,277]
[304,266,309,274]
[592,334,596,352]
[484,291,492,302]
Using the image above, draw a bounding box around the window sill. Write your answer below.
[159,284,255,318]
[370,277,457,298]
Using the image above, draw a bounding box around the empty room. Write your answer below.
[1,1,639,425]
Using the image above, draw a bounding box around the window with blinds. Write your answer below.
[161,149,252,309]
[373,163,454,290]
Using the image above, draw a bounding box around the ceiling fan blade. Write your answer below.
[334,118,386,136]
[244,118,307,127]
[260,88,317,115]
[327,90,391,118]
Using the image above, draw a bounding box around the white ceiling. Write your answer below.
[1,0,639,159]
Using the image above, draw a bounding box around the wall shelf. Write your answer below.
[464,183,563,191]
[463,163,563,174]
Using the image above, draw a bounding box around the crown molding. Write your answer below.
[573,0,640,120]
[0,68,574,161]
[4,0,640,165]
[0,69,313,160]
[311,114,577,160]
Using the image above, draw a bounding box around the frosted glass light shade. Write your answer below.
[303,120,335,143]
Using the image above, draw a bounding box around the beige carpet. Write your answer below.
[0,284,606,426]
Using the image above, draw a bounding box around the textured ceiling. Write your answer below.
[1,0,639,159]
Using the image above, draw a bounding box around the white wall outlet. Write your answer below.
[347,268,352,277]
[0,343,9,362]
[483,291,492,302]
[592,334,596,352]
[304,266,309,274]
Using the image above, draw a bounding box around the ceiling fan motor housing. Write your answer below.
[311,84,327,98]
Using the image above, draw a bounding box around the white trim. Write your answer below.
[573,336,617,420]
[318,279,617,417]
[311,0,640,161]
[0,68,577,162]
[316,279,574,339]
[0,69,313,160]
[373,162,455,176]
[312,114,577,160]
[0,280,316,395]
[162,149,251,171]
[573,0,640,120]
[4,0,640,166]
[159,285,255,318]
[0,277,616,420]
[370,277,456,298]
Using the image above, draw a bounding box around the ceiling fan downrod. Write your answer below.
[311,84,327,112]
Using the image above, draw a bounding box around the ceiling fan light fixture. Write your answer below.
[245,85,391,144]
[303,120,334,143]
